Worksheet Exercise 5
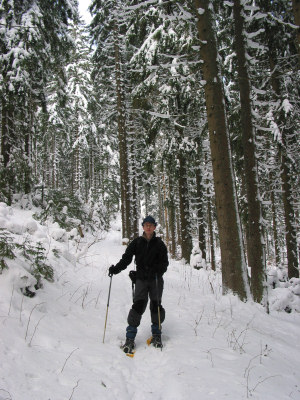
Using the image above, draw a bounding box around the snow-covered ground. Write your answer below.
[0,203,300,400]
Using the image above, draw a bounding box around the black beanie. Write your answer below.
[142,216,157,226]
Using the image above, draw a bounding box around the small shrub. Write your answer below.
[33,189,90,231]
[52,248,60,258]
[31,242,54,287]
[16,239,54,288]
[0,229,15,273]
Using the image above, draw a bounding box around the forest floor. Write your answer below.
[0,204,300,400]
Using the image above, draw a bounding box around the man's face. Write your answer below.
[143,222,156,235]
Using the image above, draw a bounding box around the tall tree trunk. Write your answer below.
[1,94,13,168]
[89,138,95,195]
[175,92,193,263]
[162,173,170,248]
[178,151,193,263]
[74,115,80,194]
[195,164,206,260]
[131,168,139,239]
[128,119,139,239]
[24,106,33,195]
[1,92,14,204]
[176,194,182,252]
[194,0,249,300]
[270,187,281,267]
[264,11,300,279]
[233,0,266,303]
[279,142,299,278]
[205,152,216,270]
[168,174,177,258]
[207,186,216,271]
[157,171,164,229]
[114,23,131,241]
[144,183,150,216]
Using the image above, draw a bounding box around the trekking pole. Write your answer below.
[103,275,113,344]
[155,273,163,351]
[155,274,161,332]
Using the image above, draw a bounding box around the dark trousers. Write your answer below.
[126,277,165,338]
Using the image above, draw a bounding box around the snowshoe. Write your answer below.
[121,338,135,357]
[147,335,163,349]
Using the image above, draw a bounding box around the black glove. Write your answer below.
[108,265,121,277]
[129,270,137,284]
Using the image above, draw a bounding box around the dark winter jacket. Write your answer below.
[114,233,169,280]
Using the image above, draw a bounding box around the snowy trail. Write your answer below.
[1,215,300,400]
[58,229,299,400]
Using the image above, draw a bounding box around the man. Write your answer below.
[108,215,169,354]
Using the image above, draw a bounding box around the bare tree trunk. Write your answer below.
[194,0,249,300]
[162,173,170,247]
[157,171,164,230]
[1,96,12,168]
[114,23,131,241]
[89,138,95,195]
[73,114,80,194]
[270,187,281,267]
[195,164,206,260]
[1,92,14,204]
[131,168,139,239]
[128,121,139,239]
[178,151,193,263]
[168,175,177,258]
[176,196,182,253]
[174,92,193,263]
[24,104,33,195]
[265,21,300,279]
[233,0,266,302]
[144,183,150,217]
[71,140,75,195]
[206,175,216,271]
[279,144,299,278]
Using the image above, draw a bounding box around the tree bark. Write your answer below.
[178,151,193,263]
[270,187,281,267]
[1,94,13,168]
[233,0,266,302]
[195,164,207,260]
[207,185,216,271]
[194,0,249,300]
[162,173,170,248]
[168,174,177,258]
[128,121,139,240]
[1,92,14,204]
[131,167,139,239]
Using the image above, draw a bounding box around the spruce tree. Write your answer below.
[0,0,77,201]
[193,0,250,300]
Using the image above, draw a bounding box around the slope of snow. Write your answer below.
[0,204,299,400]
